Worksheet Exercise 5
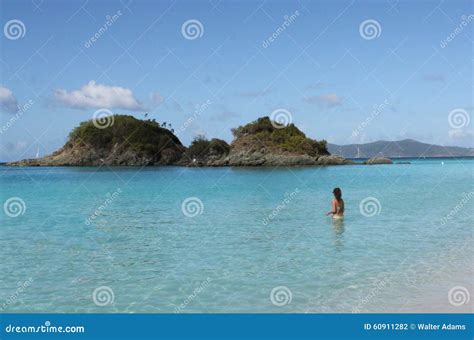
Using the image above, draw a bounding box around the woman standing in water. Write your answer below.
[326,187,344,219]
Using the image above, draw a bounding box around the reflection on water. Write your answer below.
[332,218,345,250]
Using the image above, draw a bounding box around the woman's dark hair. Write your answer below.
[333,187,342,202]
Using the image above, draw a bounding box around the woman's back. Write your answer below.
[328,187,344,219]
[336,199,344,214]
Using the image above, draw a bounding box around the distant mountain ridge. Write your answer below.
[328,139,474,158]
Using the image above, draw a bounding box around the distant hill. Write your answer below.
[328,139,474,158]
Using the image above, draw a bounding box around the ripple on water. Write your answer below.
[0,160,472,312]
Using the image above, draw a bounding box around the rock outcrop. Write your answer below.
[365,156,393,165]
[316,155,353,165]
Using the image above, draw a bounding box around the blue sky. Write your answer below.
[0,0,472,161]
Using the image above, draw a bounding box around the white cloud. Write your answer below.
[448,129,473,140]
[150,91,165,106]
[0,86,19,113]
[303,93,343,107]
[55,81,145,111]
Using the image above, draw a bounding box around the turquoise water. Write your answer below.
[1,159,472,313]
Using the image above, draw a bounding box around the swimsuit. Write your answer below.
[333,199,344,219]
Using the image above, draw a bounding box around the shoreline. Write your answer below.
[351,240,473,314]
[3,156,474,167]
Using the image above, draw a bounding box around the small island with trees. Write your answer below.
[8,115,387,167]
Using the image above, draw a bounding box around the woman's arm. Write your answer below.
[326,199,337,215]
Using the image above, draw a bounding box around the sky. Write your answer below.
[0,0,473,162]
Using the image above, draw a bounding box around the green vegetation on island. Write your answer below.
[180,135,230,165]
[8,114,352,167]
[68,115,182,154]
[231,117,329,157]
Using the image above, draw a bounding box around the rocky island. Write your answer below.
[9,115,185,166]
[8,115,355,167]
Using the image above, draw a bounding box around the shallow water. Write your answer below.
[1,158,472,312]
